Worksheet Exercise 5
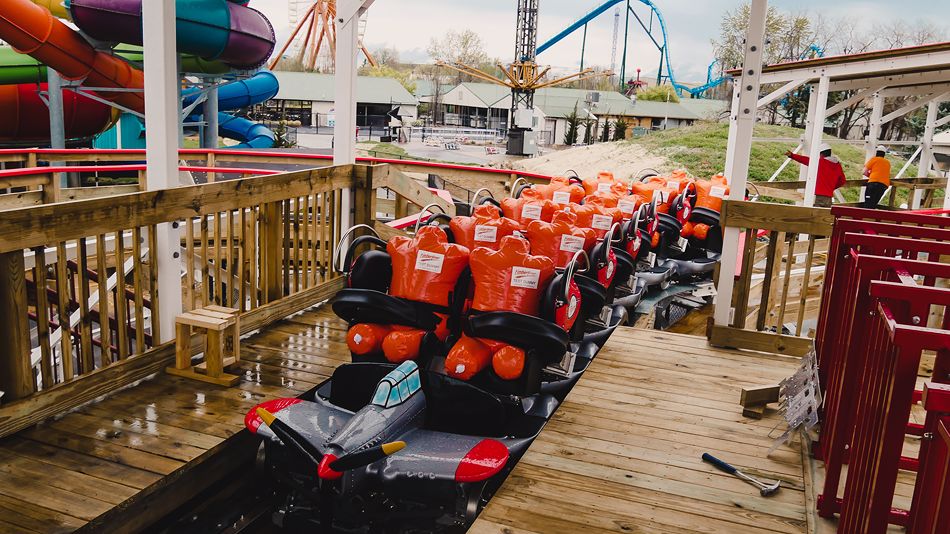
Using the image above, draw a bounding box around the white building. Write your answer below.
[439,82,704,145]
[264,71,419,129]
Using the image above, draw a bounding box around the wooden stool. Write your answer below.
[167,305,241,386]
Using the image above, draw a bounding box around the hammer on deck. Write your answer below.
[701,453,781,497]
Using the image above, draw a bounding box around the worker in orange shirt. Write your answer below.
[862,145,891,209]
[785,143,847,208]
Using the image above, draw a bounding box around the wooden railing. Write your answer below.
[0,148,555,210]
[708,200,835,356]
[752,176,942,208]
[0,164,372,437]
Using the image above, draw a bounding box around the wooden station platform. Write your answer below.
[471,328,810,534]
[4,301,907,534]
[0,304,352,534]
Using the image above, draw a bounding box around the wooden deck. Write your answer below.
[2,301,920,534]
[471,327,809,534]
[0,303,351,534]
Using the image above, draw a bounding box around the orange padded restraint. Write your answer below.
[449,204,521,252]
[387,226,471,308]
[470,235,556,317]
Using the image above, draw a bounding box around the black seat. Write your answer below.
[332,288,442,330]
[465,312,569,359]
[343,235,392,293]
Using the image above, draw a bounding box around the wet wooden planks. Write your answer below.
[472,327,809,534]
[0,304,350,533]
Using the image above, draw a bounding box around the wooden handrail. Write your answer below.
[0,166,358,253]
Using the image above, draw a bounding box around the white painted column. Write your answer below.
[798,84,819,185]
[713,0,768,328]
[334,1,374,165]
[920,100,939,206]
[143,0,183,344]
[803,75,830,207]
[723,82,741,179]
[865,92,885,161]
[334,1,375,246]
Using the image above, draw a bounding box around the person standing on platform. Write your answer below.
[862,145,891,209]
[785,143,847,208]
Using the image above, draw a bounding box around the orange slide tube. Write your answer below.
[0,0,144,113]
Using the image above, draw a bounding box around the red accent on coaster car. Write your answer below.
[454,439,509,482]
[245,398,303,433]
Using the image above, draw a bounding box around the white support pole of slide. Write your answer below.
[333,0,375,166]
[142,0,183,344]
[713,0,768,328]
[803,75,830,207]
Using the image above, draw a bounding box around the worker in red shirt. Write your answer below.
[785,143,847,207]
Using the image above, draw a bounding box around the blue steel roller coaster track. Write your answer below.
[536,0,722,98]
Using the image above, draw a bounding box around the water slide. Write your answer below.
[0,0,278,146]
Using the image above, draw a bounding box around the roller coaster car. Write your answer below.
[250,244,613,530]
[656,183,720,282]
[625,200,675,291]
[333,224,470,367]
[247,359,541,532]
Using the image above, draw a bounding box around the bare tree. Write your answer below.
[427,30,491,84]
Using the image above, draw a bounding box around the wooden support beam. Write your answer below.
[708,324,812,357]
[0,251,33,402]
[740,385,781,407]
[374,165,455,216]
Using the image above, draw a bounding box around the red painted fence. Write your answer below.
[814,207,950,533]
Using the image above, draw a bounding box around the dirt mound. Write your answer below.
[512,141,671,180]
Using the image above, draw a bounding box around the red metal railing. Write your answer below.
[0,147,557,182]
[813,206,950,533]
[908,386,950,534]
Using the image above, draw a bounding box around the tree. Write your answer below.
[368,46,401,68]
[613,118,628,141]
[563,105,581,145]
[583,115,596,145]
[637,85,679,103]
[360,64,416,94]
[600,119,612,142]
[427,30,490,84]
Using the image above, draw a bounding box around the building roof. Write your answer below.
[678,98,729,120]
[444,82,702,120]
[272,71,419,105]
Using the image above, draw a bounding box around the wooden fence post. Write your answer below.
[353,166,375,227]
[260,201,283,303]
[206,152,216,183]
[41,173,60,204]
[0,251,34,401]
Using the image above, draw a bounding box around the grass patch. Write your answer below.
[359,142,411,159]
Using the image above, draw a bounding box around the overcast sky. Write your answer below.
[256,0,948,82]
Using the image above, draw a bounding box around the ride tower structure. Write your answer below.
[437,0,609,156]
[509,0,540,156]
